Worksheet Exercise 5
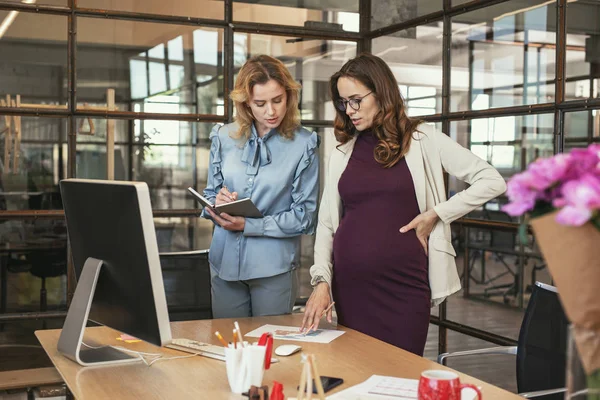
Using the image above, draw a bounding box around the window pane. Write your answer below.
[233,1,359,32]
[0,222,67,313]
[453,223,547,319]
[149,62,168,94]
[194,29,223,116]
[565,110,600,141]
[78,0,224,20]
[75,117,128,143]
[2,143,65,209]
[148,43,165,60]
[130,60,148,100]
[76,143,129,181]
[449,113,554,220]
[132,145,195,209]
[565,1,599,101]
[1,116,66,211]
[154,216,213,252]
[565,78,591,102]
[77,18,223,116]
[133,119,196,145]
[451,1,556,112]
[0,12,67,109]
[240,34,356,121]
[373,23,443,117]
[565,140,598,152]
[371,1,441,29]
[168,36,184,62]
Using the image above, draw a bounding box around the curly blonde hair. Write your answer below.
[230,55,301,140]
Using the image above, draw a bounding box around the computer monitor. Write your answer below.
[58,179,172,367]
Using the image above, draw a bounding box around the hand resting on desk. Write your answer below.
[301,282,332,332]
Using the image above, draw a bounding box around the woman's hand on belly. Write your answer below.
[398,209,440,256]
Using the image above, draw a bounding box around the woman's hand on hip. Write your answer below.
[301,282,332,333]
[399,209,440,256]
[215,186,238,205]
[206,208,245,232]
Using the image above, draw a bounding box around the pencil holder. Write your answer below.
[224,344,267,394]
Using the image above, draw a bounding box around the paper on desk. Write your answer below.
[326,375,479,400]
[116,334,141,343]
[244,325,345,344]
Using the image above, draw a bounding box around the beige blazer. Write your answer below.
[309,123,507,306]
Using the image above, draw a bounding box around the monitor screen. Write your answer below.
[60,179,171,350]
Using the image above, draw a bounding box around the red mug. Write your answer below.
[418,370,482,400]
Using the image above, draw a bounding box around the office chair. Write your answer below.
[3,247,67,319]
[481,223,519,302]
[438,282,570,399]
[462,225,518,302]
[159,249,212,321]
[28,248,68,312]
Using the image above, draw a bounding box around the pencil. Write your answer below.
[232,329,238,349]
[234,321,245,347]
[309,355,326,400]
[307,302,335,332]
[214,331,228,347]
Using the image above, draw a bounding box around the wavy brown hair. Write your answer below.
[330,53,423,168]
[230,55,301,140]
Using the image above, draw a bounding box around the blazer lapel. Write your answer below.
[329,136,357,228]
[405,136,426,213]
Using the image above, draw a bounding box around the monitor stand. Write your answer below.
[57,257,140,367]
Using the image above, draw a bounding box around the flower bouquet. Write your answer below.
[503,144,600,396]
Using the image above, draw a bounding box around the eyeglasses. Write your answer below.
[335,92,373,112]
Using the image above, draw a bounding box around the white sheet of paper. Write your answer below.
[244,324,345,344]
[326,375,478,400]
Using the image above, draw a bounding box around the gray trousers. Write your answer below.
[210,268,298,318]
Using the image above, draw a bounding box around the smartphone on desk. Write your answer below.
[298,376,344,393]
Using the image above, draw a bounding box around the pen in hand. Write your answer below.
[305,302,335,334]
[222,185,237,202]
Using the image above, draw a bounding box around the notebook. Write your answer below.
[188,187,263,218]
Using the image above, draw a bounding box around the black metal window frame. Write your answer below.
[2,0,599,353]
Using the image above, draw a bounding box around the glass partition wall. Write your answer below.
[1,0,598,389]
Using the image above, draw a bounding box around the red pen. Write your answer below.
[257,332,273,370]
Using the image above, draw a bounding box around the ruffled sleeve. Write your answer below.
[201,124,224,219]
[208,124,224,187]
[294,130,320,181]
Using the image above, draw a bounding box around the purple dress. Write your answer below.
[332,130,431,356]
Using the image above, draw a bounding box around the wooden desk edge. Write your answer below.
[0,366,63,391]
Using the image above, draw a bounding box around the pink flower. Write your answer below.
[502,172,538,216]
[565,147,599,181]
[554,174,600,226]
[555,206,592,226]
[527,153,572,191]
[503,144,600,228]
[502,200,536,216]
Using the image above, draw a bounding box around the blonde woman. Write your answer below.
[203,55,320,318]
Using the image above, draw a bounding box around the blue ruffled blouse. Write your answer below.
[202,122,320,281]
